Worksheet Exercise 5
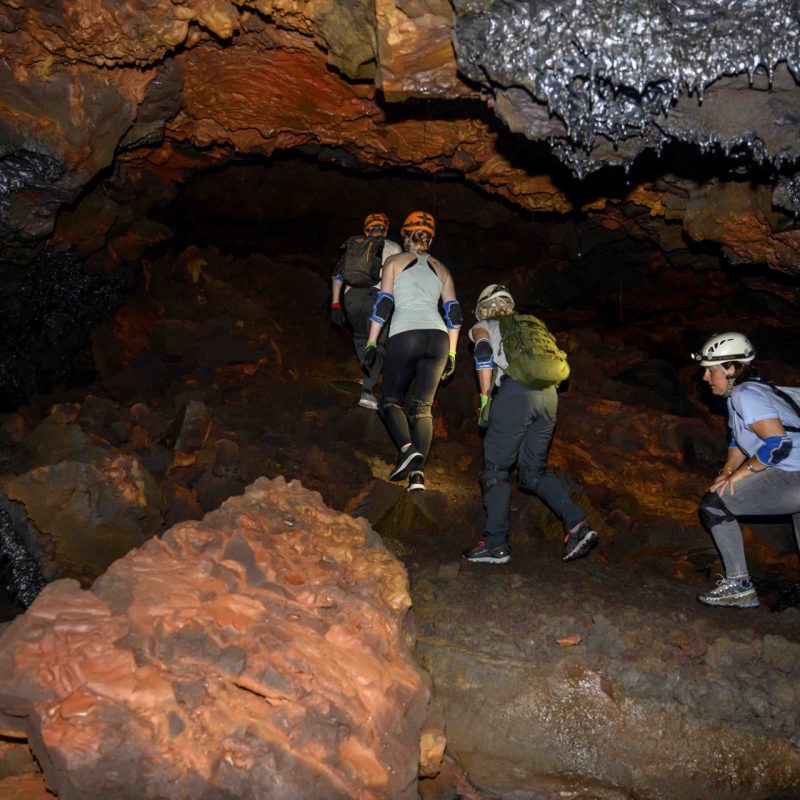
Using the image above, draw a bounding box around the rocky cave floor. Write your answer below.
[1,244,799,799]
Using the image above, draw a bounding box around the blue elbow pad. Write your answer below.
[756,435,793,465]
[443,300,463,330]
[473,338,494,370]
[333,274,344,283]
[370,291,394,325]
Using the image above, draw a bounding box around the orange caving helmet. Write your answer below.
[401,211,436,238]
[363,212,389,234]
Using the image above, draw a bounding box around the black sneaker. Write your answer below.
[407,471,425,491]
[562,521,599,562]
[388,448,423,481]
[463,538,510,564]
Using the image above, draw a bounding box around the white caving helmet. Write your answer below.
[692,332,756,367]
[475,284,515,320]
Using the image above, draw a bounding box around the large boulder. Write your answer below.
[0,476,429,800]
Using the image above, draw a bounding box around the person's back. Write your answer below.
[360,211,461,492]
[329,212,400,410]
[389,253,447,336]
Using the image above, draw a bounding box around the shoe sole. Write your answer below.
[562,530,599,562]
[407,483,425,492]
[358,399,378,410]
[697,595,760,609]
[389,451,423,481]
[464,553,510,564]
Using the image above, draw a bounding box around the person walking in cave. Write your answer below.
[462,285,599,564]
[693,332,800,609]
[361,211,461,491]
[330,213,403,410]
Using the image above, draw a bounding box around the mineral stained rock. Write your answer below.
[0,476,429,800]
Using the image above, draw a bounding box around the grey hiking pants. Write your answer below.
[481,379,585,548]
[343,286,387,393]
[700,467,800,580]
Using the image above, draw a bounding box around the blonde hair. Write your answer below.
[404,229,432,253]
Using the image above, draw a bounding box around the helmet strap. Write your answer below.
[724,375,736,397]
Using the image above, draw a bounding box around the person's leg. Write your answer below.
[343,288,380,392]
[406,331,449,463]
[479,386,532,548]
[699,492,750,581]
[701,468,800,578]
[517,387,586,531]
[379,330,418,449]
[697,469,800,607]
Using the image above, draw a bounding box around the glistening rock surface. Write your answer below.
[0,477,428,800]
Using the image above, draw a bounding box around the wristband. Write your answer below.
[747,461,757,473]
[449,350,456,358]
[331,302,341,309]
[718,467,733,476]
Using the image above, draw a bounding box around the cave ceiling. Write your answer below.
[0,0,799,275]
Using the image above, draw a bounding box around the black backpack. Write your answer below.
[337,235,384,288]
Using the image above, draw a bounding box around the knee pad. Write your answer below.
[409,398,432,423]
[480,462,509,492]
[699,491,735,528]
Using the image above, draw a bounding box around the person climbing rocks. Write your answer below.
[693,331,800,609]
[462,284,599,564]
[330,212,402,410]
[361,211,461,491]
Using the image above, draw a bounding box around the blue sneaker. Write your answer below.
[697,577,759,608]
[463,538,510,564]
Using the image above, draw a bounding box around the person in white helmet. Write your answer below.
[462,284,599,565]
[330,213,402,410]
[693,332,800,609]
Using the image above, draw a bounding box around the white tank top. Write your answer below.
[389,254,446,337]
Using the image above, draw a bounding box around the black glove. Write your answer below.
[330,304,345,328]
[440,351,456,383]
[361,342,378,374]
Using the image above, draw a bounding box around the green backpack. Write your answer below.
[498,313,570,389]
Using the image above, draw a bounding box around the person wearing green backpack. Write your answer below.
[463,284,599,564]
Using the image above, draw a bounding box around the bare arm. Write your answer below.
[714,417,787,495]
[435,260,460,351]
[367,258,397,345]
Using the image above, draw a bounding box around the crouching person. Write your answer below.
[693,332,800,609]
[463,285,599,565]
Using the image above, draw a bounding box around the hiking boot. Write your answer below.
[388,448,423,481]
[562,521,599,562]
[697,577,759,608]
[358,391,379,410]
[407,471,425,491]
[463,538,510,564]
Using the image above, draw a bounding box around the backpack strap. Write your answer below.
[744,380,800,432]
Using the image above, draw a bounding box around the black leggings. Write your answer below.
[379,329,449,463]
